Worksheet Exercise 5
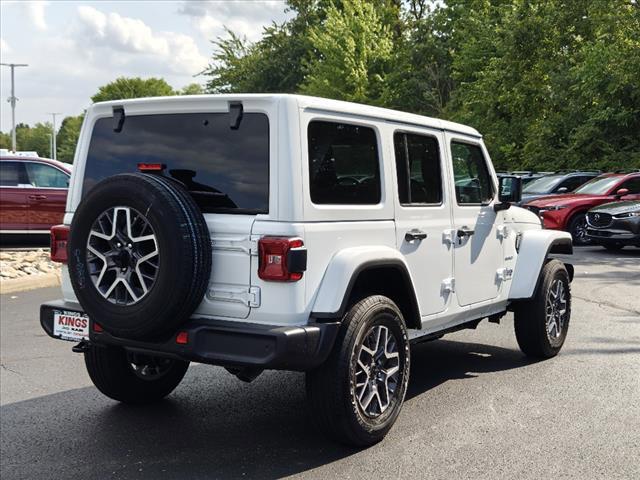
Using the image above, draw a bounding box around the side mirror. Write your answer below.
[495,175,522,212]
[615,188,629,198]
[557,187,568,193]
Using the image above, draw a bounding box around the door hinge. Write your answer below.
[442,229,456,246]
[442,277,455,293]
[497,225,510,239]
[496,267,513,281]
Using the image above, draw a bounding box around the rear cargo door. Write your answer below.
[193,214,257,319]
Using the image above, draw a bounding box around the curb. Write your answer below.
[0,272,62,295]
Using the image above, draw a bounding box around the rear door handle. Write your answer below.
[457,227,475,244]
[28,194,47,200]
[405,229,428,242]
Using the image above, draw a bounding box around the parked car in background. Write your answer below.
[519,171,601,205]
[523,172,640,245]
[0,156,71,234]
[586,200,640,250]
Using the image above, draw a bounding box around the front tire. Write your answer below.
[603,243,624,251]
[514,259,571,358]
[306,296,410,446]
[85,345,189,404]
[567,213,590,246]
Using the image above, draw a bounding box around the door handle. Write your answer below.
[457,227,475,244]
[405,229,428,242]
[28,194,47,200]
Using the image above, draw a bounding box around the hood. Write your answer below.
[589,200,640,215]
[525,193,604,208]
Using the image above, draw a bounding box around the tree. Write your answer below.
[91,77,176,102]
[301,0,394,104]
[0,131,11,150]
[15,122,53,157]
[56,115,84,163]
[180,83,204,95]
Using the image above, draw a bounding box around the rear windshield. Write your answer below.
[83,112,270,214]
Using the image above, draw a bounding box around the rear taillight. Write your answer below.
[50,224,70,263]
[258,237,307,282]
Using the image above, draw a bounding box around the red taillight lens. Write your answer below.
[258,237,306,282]
[93,322,104,333]
[50,224,70,263]
[176,331,189,345]
[137,163,165,172]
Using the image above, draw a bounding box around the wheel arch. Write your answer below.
[311,246,421,329]
[509,229,573,300]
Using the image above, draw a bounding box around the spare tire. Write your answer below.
[68,173,211,340]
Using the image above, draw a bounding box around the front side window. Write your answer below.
[84,112,270,214]
[308,121,381,205]
[394,132,442,204]
[0,162,26,187]
[451,141,494,204]
[618,177,640,194]
[26,163,69,188]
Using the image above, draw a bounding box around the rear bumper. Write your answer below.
[40,301,340,371]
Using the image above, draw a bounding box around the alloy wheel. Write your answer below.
[354,324,401,418]
[545,278,568,346]
[86,206,159,305]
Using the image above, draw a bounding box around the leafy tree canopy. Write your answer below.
[91,77,176,102]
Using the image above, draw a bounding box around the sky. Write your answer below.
[0,0,293,132]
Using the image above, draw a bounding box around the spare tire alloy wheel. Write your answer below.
[87,206,159,305]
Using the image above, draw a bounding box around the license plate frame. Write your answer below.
[52,310,90,342]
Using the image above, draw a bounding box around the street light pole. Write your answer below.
[47,112,62,160]
[1,63,29,152]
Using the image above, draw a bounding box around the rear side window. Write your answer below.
[84,113,270,214]
[0,162,27,187]
[451,142,494,204]
[394,132,442,204]
[308,121,381,205]
[26,163,69,188]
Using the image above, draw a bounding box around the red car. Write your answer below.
[524,172,640,245]
[0,156,71,234]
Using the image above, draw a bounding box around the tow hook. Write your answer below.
[72,340,91,353]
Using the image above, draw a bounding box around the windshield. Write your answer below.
[573,176,620,195]
[84,112,270,214]
[522,175,562,193]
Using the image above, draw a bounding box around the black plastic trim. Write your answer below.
[311,259,421,328]
[41,301,339,371]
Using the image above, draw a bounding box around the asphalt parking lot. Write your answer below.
[1,247,639,480]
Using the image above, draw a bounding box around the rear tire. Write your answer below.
[85,345,189,404]
[603,243,624,251]
[514,259,571,358]
[306,296,410,446]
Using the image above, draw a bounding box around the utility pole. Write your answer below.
[48,133,53,159]
[47,112,61,160]
[0,63,29,152]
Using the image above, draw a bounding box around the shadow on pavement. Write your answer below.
[0,339,534,480]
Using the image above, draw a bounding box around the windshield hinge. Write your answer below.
[229,102,243,130]
[497,225,510,239]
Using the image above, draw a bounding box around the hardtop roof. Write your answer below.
[91,93,482,138]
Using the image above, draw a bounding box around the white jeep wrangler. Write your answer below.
[41,94,573,446]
